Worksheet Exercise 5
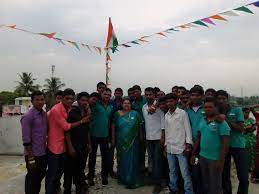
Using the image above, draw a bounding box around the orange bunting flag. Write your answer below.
[106,52,112,61]
[139,38,149,43]
[156,32,167,37]
[179,25,189,28]
[94,47,102,55]
[8,25,16,28]
[210,15,227,21]
[39,32,56,39]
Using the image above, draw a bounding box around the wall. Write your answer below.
[0,116,23,155]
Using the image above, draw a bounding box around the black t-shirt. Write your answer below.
[67,106,89,147]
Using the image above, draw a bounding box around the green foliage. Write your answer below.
[0,91,19,105]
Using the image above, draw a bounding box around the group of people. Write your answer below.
[20,82,259,194]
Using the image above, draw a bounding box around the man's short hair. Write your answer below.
[132,85,141,91]
[216,90,229,99]
[158,96,167,103]
[128,87,134,93]
[204,97,217,106]
[242,107,250,112]
[205,88,216,95]
[115,88,123,93]
[144,87,155,94]
[90,92,99,98]
[178,86,186,91]
[77,92,89,101]
[165,93,178,101]
[97,82,106,89]
[31,91,44,101]
[62,88,75,97]
[189,86,204,95]
[172,86,178,90]
[55,90,63,97]
[104,88,112,93]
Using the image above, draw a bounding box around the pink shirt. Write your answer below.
[47,103,71,154]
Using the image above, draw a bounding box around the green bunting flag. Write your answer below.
[234,6,254,14]
[193,20,208,27]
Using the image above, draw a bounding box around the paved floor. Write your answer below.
[0,156,258,194]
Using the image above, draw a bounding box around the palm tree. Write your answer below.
[15,72,40,96]
[44,77,65,109]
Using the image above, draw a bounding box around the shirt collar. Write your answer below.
[167,107,180,115]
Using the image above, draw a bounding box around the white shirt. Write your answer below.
[143,103,165,140]
[165,108,193,154]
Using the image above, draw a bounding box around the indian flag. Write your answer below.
[106,17,118,53]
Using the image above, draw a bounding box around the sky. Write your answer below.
[1,0,259,96]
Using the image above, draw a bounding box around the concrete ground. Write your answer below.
[0,156,258,194]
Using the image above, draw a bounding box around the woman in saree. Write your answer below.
[242,107,256,182]
[111,98,144,189]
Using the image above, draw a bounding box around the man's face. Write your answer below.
[62,95,75,108]
[32,95,45,110]
[243,110,250,119]
[190,92,203,105]
[114,91,123,99]
[89,96,98,106]
[177,89,185,98]
[145,91,155,103]
[102,91,112,102]
[159,102,168,113]
[55,95,62,104]
[204,102,217,117]
[97,85,106,95]
[157,91,165,99]
[172,88,178,95]
[134,89,141,99]
[128,91,135,100]
[78,96,88,108]
[180,94,189,105]
[217,95,228,107]
[205,92,215,98]
[166,98,177,110]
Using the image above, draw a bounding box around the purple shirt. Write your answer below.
[21,107,48,156]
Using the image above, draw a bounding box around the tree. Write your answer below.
[15,72,40,96]
[43,77,65,109]
[0,91,19,105]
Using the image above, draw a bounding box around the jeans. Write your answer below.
[45,150,66,194]
[200,156,223,194]
[25,155,47,194]
[191,161,203,194]
[88,136,109,179]
[63,144,88,194]
[108,145,115,173]
[222,147,249,194]
[147,140,163,184]
[167,153,193,194]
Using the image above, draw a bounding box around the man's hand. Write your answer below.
[87,144,92,154]
[81,115,91,124]
[190,155,196,166]
[216,114,226,123]
[184,143,192,157]
[160,134,165,146]
[215,160,225,172]
[67,146,77,158]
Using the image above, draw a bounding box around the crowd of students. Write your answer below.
[20,82,259,194]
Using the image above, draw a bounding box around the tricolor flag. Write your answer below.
[106,17,118,53]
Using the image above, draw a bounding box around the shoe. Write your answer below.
[102,177,108,185]
[153,185,162,194]
[88,178,95,186]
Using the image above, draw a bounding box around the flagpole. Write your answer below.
[105,51,110,86]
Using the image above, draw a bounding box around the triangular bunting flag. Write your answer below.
[67,41,80,51]
[139,38,149,42]
[131,41,140,45]
[202,18,216,25]
[94,47,102,55]
[39,32,56,39]
[193,20,208,27]
[210,15,227,21]
[106,18,118,53]
[54,38,66,45]
[156,32,167,37]
[221,10,239,16]
[7,25,16,28]
[179,25,189,28]
[234,6,253,14]
[186,23,198,28]
[253,1,259,7]
[121,44,131,48]
[106,53,112,61]
[166,28,179,32]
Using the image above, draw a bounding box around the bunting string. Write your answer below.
[0,1,259,56]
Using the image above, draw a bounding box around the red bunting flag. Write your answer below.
[7,25,16,28]
[156,32,167,37]
[94,46,102,55]
[210,15,227,21]
[39,32,56,39]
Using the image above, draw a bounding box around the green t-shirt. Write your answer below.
[199,118,230,160]
[244,117,256,128]
[132,96,147,120]
[227,107,245,148]
[186,106,205,142]
[90,101,113,138]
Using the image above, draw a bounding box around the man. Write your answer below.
[127,87,135,102]
[45,88,90,194]
[178,90,190,110]
[217,90,249,194]
[63,92,91,194]
[88,88,113,186]
[132,85,147,173]
[171,86,178,96]
[192,97,230,194]
[177,86,187,99]
[156,91,166,100]
[143,87,165,193]
[109,87,123,178]
[165,93,193,194]
[88,92,99,107]
[55,90,63,104]
[21,91,48,194]
[96,82,106,99]
[186,86,205,194]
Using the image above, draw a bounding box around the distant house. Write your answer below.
[14,97,32,114]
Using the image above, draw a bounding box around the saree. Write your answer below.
[114,110,144,188]
[244,118,256,170]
